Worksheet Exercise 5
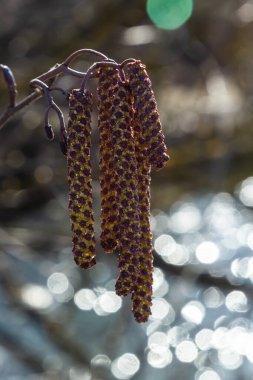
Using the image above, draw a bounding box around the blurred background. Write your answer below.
[1,0,253,379]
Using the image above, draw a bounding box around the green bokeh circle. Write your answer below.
[147,0,193,30]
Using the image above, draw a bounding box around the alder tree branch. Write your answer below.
[0,48,135,131]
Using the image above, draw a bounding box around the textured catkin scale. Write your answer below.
[131,119,153,323]
[97,67,121,253]
[109,82,141,296]
[67,89,96,269]
[125,61,169,171]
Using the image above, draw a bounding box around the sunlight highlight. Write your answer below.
[195,241,219,264]
[21,284,53,309]
[74,288,96,311]
[111,353,140,379]
[47,272,69,294]
[181,301,205,324]
[175,340,198,363]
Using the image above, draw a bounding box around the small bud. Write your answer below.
[44,123,54,141]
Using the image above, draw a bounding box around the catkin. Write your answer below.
[109,82,141,296]
[97,67,121,253]
[65,58,170,323]
[131,118,153,323]
[67,89,96,269]
[125,61,169,171]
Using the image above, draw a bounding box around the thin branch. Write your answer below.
[30,78,67,153]
[0,48,113,130]
[0,90,42,128]
[0,64,17,107]
[63,48,109,66]
[120,58,137,67]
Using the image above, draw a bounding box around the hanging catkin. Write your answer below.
[64,57,170,323]
[97,67,121,253]
[131,117,153,323]
[109,81,141,297]
[125,61,169,171]
[67,89,96,269]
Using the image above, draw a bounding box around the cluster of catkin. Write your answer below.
[66,60,169,323]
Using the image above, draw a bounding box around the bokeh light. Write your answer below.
[147,346,173,368]
[74,288,96,311]
[148,331,168,349]
[195,241,220,264]
[218,349,243,370]
[167,326,190,347]
[21,284,53,310]
[237,177,253,207]
[181,301,205,325]
[153,267,169,297]
[237,2,253,23]
[203,287,224,309]
[111,353,140,379]
[146,0,193,30]
[122,25,158,46]
[47,272,69,294]
[91,354,111,368]
[211,327,229,350]
[195,329,213,351]
[151,298,171,320]
[69,367,91,380]
[225,291,248,313]
[195,369,221,380]
[175,340,198,363]
[168,202,202,234]
[97,290,122,314]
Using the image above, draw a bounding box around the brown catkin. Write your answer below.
[97,67,121,253]
[67,89,96,269]
[131,117,153,323]
[108,81,141,296]
[125,61,169,171]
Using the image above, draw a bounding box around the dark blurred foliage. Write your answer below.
[1,1,253,379]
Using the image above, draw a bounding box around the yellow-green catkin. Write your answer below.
[67,89,96,269]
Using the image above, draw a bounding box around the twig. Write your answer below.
[0,48,115,129]
[0,90,42,128]
[30,78,67,153]
[62,48,109,66]
[0,64,17,107]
